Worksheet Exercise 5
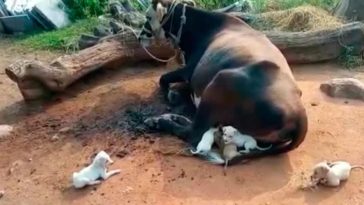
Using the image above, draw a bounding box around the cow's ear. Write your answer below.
[156,2,167,21]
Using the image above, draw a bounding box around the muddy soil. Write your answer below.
[0,39,364,205]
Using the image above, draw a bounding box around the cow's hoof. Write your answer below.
[144,117,160,129]
[144,114,177,130]
[144,114,191,131]
[167,89,182,105]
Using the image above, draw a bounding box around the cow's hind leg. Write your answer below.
[188,101,215,147]
[160,68,187,91]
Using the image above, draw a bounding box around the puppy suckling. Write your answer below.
[72,151,121,189]
[191,126,258,167]
[190,127,218,155]
[213,127,241,173]
[310,160,363,187]
[222,126,272,153]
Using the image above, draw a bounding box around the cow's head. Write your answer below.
[138,0,195,47]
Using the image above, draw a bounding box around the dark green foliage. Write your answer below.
[194,0,237,10]
[63,0,109,20]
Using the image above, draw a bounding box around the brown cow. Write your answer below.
[139,0,308,165]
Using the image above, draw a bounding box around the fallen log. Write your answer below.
[5,31,176,100]
[230,12,364,63]
[264,22,364,64]
[5,22,364,101]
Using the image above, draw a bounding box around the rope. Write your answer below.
[121,24,179,63]
[135,0,188,63]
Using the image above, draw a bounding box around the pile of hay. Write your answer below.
[252,5,344,32]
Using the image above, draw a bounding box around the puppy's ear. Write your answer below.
[217,125,223,133]
[319,166,330,175]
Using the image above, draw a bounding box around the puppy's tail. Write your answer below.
[352,165,364,170]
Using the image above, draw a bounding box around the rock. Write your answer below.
[8,167,14,176]
[8,160,23,175]
[30,168,36,175]
[116,12,145,28]
[78,34,100,50]
[58,126,73,134]
[93,25,113,37]
[109,1,127,16]
[121,0,135,12]
[320,78,364,101]
[0,125,13,139]
[122,186,133,194]
[51,134,60,141]
[110,21,125,34]
[116,149,129,158]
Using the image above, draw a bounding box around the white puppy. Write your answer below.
[311,161,363,187]
[190,128,218,155]
[72,151,121,189]
[222,126,272,153]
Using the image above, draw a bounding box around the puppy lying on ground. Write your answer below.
[72,151,121,189]
[310,160,364,187]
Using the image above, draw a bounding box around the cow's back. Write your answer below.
[191,20,294,96]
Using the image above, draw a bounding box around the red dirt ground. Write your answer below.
[0,42,364,205]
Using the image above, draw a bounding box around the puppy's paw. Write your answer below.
[113,169,121,174]
[88,180,102,186]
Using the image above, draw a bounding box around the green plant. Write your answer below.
[16,18,99,51]
[63,0,109,20]
[195,0,237,10]
[339,46,364,69]
[253,0,268,13]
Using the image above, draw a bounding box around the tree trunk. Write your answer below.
[265,22,364,64]
[333,0,364,22]
[6,22,364,101]
[5,31,176,100]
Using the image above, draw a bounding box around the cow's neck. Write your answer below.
[163,4,226,59]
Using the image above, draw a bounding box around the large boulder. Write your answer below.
[0,125,13,139]
[320,78,364,101]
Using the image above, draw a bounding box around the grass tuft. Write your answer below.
[339,46,364,69]
[15,18,99,51]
